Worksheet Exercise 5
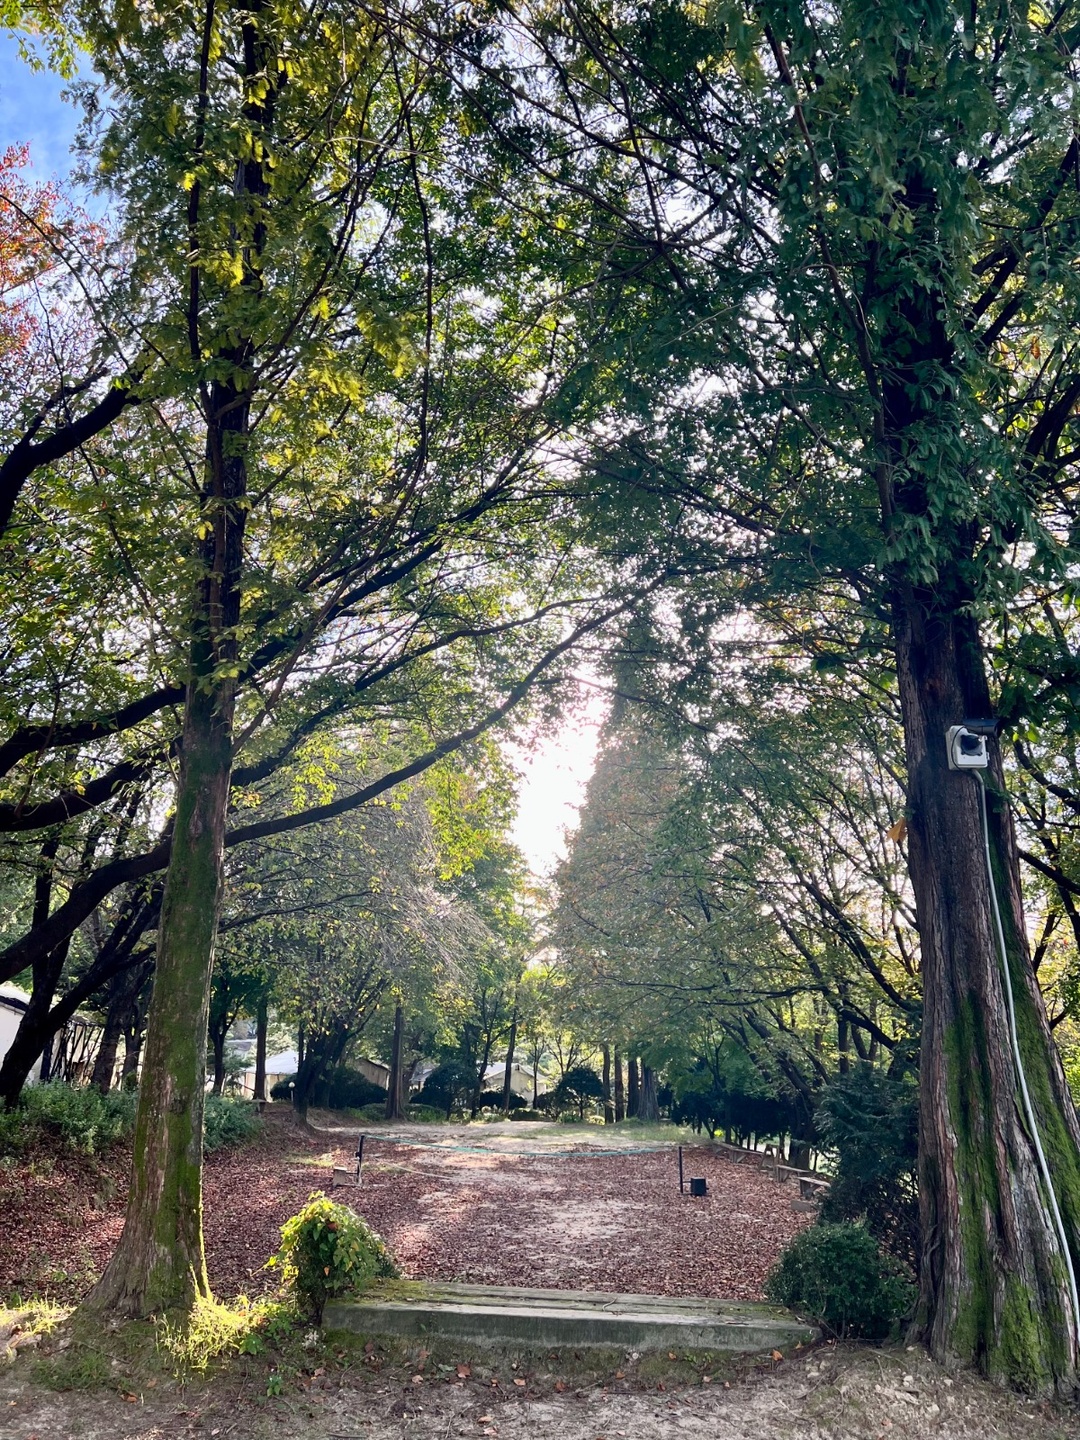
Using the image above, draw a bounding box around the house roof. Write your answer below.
[0,984,29,1013]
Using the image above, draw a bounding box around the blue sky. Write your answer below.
[0,33,82,178]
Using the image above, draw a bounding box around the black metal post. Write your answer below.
[678,1144,684,1194]
[355,1133,365,1185]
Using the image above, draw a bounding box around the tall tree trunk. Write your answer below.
[613,1046,624,1122]
[896,597,1080,1389]
[87,350,253,1317]
[385,1002,406,1121]
[601,1044,613,1124]
[471,1033,493,1119]
[627,1056,639,1118]
[836,1016,850,1077]
[501,1006,518,1115]
[638,1064,659,1123]
[91,1006,125,1094]
[86,681,236,1317]
[253,994,268,1102]
[210,1021,227,1096]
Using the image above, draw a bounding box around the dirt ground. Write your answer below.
[1,1113,813,1304]
[1,1116,1079,1438]
[2,1332,1079,1440]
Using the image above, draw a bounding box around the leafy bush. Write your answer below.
[765,1222,915,1338]
[550,1065,605,1119]
[405,1103,446,1123]
[508,1108,545,1121]
[815,1062,920,1271]
[0,1081,137,1157]
[349,1102,388,1122]
[475,1088,528,1111]
[269,1191,399,1320]
[322,1068,387,1110]
[270,1075,294,1101]
[203,1095,261,1153]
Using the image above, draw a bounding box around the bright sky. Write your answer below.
[507,694,606,880]
[0,38,606,878]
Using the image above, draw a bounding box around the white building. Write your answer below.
[0,985,44,1083]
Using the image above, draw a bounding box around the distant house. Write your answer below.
[239,1050,392,1099]
[238,1048,298,1098]
[0,984,101,1086]
[0,986,43,1083]
[483,1062,548,1100]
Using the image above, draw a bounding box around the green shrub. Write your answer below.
[268,1191,399,1320]
[0,1108,30,1156]
[405,1103,447,1123]
[508,1108,545,1121]
[765,1221,915,1339]
[815,1062,920,1270]
[0,1082,138,1157]
[203,1094,261,1153]
[349,1102,388,1122]
[323,1068,387,1110]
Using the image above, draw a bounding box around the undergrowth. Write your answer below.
[0,1083,136,1157]
[0,1084,260,1158]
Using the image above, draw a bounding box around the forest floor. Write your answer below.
[0,1108,813,1305]
[3,1322,1080,1440]
[1,1111,1079,1438]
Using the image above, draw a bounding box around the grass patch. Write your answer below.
[156,1292,289,1375]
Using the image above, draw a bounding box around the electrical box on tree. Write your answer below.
[945,719,999,771]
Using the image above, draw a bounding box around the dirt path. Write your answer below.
[1,1114,812,1304]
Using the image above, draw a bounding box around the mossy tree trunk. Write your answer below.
[897,598,1080,1392]
[613,1046,624,1122]
[83,0,275,1314]
[872,166,1080,1391]
[86,371,251,1316]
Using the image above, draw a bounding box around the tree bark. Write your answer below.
[638,1064,659,1123]
[501,1006,518,1115]
[253,994,268,1102]
[602,1043,613,1124]
[91,1005,125,1094]
[613,1046,624,1122]
[210,1020,227,1096]
[86,681,236,1316]
[627,1056,639,1118]
[385,1002,406,1121]
[896,597,1080,1390]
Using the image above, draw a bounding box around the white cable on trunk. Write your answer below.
[976,771,1080,1340]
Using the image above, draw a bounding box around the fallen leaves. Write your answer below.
[0,1115,813,1307]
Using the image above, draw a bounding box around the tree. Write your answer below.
[551,1063,604,1120]
[0,0,658,1318]
[458,1,1080,1387]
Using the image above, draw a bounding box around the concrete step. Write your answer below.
[323,1280,817,1354]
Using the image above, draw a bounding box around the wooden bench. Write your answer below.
[799,1175,831,1200]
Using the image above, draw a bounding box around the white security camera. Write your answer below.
[946,725,990,770]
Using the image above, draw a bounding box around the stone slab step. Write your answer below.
[324,1280,817,1354]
